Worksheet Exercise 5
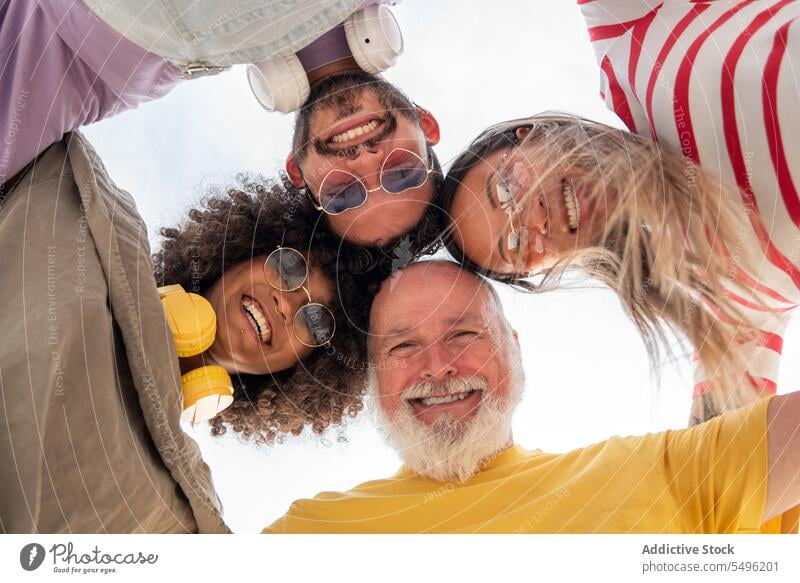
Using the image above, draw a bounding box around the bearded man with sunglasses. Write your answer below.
[285,71,444,250]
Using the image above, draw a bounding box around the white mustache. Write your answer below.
[401,377,488,401]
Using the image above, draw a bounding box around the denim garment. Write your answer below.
[83,0,364,69]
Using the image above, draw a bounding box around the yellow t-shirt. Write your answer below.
[264,396,797,533]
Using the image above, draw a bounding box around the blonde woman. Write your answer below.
[443,115,773,418]
[443,0,800,434]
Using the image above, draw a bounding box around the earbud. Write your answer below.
[246,4,404,113]
[158,284,234,424]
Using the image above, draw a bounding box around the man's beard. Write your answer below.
[372,361,525,484]
[292,71,418,158]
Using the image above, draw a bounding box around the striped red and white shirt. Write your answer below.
[581,0,800,404]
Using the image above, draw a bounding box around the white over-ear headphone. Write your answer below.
[246,4,404,113]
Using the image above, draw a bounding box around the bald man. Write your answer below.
[263,261,800,533]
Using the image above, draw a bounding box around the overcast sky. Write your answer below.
[83,0,800,533]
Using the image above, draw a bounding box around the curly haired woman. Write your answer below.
[152,174,382,445]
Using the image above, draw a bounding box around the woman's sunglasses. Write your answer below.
[263,247,336,348]
[315,148,432,215]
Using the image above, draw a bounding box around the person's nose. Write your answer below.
[343,146,384,190]
[419,342,458,381]
[519,189,549,236]
[271,289,303,329]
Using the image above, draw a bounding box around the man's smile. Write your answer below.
[406,387,484,422]
[324,113,385,145]
[314,112,396,156]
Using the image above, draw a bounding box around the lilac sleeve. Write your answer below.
[0,0,180,184]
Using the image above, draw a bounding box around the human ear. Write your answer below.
[285,154,306,188]
[416,106,441,146]
[515,126,532,141]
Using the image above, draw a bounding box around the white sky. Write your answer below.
[83,0,800,533]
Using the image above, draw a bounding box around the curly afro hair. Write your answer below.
[152,174,386,445]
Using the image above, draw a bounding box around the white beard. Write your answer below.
[371,350,525,483]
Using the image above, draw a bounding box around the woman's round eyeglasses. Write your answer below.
[263,247,336,348]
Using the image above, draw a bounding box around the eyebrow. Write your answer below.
[497,236,511,265]
[446,314,483,328]
[383,326,413,339]
[382,313,480,339]
[484,174,497,209]
[382,315,483,338]
[482,174,512,266]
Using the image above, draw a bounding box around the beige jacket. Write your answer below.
[0,132,228,533]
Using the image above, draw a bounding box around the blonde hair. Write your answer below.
[444,113,767,416]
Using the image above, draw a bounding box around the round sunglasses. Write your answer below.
[263,247,336,348]
[315,148,432,215]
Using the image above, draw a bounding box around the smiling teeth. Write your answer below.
[418,390,476,406]
[242,296,271,344]
[330,120,380,144]
[562,180,580,231]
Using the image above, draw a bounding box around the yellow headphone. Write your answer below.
[158,284,234,424]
